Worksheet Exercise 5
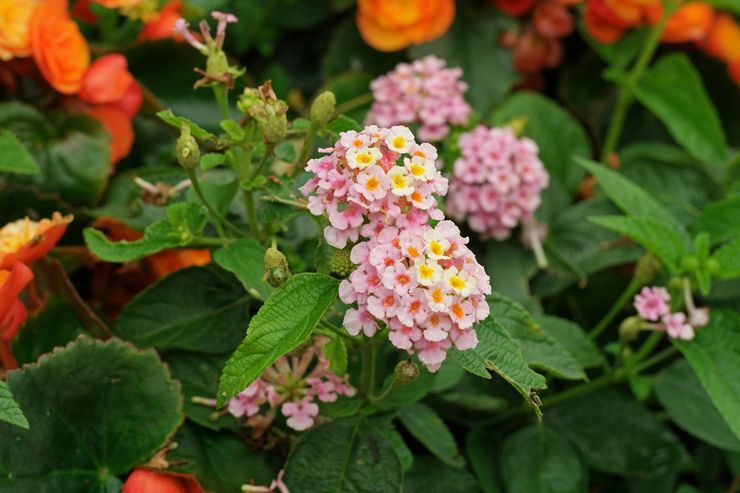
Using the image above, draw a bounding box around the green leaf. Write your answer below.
[324,336,348,376]
[157,109,219,142]
[200,152,226,170]
[213,238,273,300]
[701,0,740,14]
[284,417,402,493]
[466,428,503,493]
[673,310,740,441]
[533,315,604,369]
[403,456,481,493]
[397,403,465,468]
[169,422,282,492]
[589,215,689,272]
[217,273,339,406]
[84,221,179,262]
[326,115,362,134]
[547,389,686,478]
[377,369,435,410]
[0,338,183,491]
[693,195,740,244]
[0,381,28,429]
[373,419,413,473]
[712,237,740,279]
[12,298,84,366]
[490,294,586,380]
[501,426,586,493]
[655,360,740,452]
[492,92,592,192]
[114,266,249,354]
[448,316,546,416]
[0,130,39,175]
[634,54,727,166]
[274,141,297,162]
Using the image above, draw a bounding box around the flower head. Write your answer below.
[0,212,73,269]
[662,312,695,341]
[0,262,33,340]
[0,0,38,61]
[633,286,670,322]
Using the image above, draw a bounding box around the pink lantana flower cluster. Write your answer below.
[300,125,448,249]
[633,286,708,341]
[365,56,472,142]
[227,338,355,431]
[302,125,492,372]
[446,125,550,240]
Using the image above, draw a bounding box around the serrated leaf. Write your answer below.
[84,221,180,262]
[501,426,586,493]
[373,419,413,473]
[398,403,465,468]
[0,130,39,175]
[0,381,28,429]
[114,266,249,354]
[711,237,740,279]
[448,316,546,417]
[217,273,339,406]
[693,195,740,245]
[635,54,727,166]
[284,417,402,493]
[0,338,183,492]
[213,238,273,300]
[323,336,347,375]
[655,360,740,452]
[326,114,362,134]
[589,215,689,272]
[157,109,218,141]
[673,310,740,441]
[533,315,604,369]
[490,294,585,381]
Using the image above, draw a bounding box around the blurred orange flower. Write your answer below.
[139,0,182,41]
[0,212,73,270]
[148,249,212,279]
[88,105,135,165]
[122,469,206,493]
[646,3,715,42]
[79,54,135,105]
[0,262,33,341]
[0,0,39,61]
[29,0,90,94]
[583,0,657,43]
[702,13,740,65]
[93,0,144,8]
[356,0,455,52]
[492,0,536,16]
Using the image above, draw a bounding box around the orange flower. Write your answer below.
[88,105,135,165]
[583,0,656,43]
[147,249,212,279]
[0,262,33,341]
[122,469,206,493]
[356,0,455,52]
[0,0,39,61]
[492,0,535,16]
[79,54,135,105]
[139,0,182,41]
[0,213,73,270]
[646,3,715,43]
[29,0,90,94]
[93,0,144,8]
[702,13,740,65]
[730,59,740,85]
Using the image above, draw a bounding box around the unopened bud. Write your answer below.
[263,112,287,144]
[634,252,660,283]
[619,316,643,341]
[310,91,336,127]
[681,255,699,272]
[705,258,720,275]
[394,360,419,385]
[263,239,291,287]
[176,125,200,169]
[330,248,354,278]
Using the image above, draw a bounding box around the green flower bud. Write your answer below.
[705,258,720,275]
[634,252,661,283]
[619,316,643,341]
[681,255,700,272]
[330,248,355,278]
[263,239,291,287]
[394,360,420,385]
[263,112,287,144]
[310,91,336,127]
[175,125,200,170]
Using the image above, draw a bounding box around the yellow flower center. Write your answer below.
[0,217,41,253]
[391,135,406,149]
[449,275,466,291]
[410,163,426,177]
[357,153,373,165]
[365,176,380,191]
[429,241,444,257]
[392,174,407,188]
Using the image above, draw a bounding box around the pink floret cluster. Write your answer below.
[302,125,492,372]
[446,125,550,240]
[365,56,472,142]
[227,338,355,432]
[633,286,708,341]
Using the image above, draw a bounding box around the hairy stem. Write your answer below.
[186,168,245,238]
[589,276,642,339]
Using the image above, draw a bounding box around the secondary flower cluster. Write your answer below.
[366,56,472,141]
[300,125,448,248]
[303,125,492,371]
[446,125,549,240]
[227,338,355,432]
[633,286,708,340]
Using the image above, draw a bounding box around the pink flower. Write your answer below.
[633,286,671,322]
[662,312,695,341]
[227,381,266,418]
[281,397,320,431]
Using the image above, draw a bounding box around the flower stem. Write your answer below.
[213,85,231,120]
[186,168,245,238]
[333,93,373,117]
[589,276,642,339]
[599,4,675,164]
[360,341,378,399]
[292,122,317,178]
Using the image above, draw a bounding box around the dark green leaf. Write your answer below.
[217,273,339,406]
[403,456,481,493]
[397,403,465,468]
[323,336,348,376]
[12,298,85,366]
[84,221,180,262]
[213,238,273,300]
[0,381,28,429]
[694,195,740,244]
[374,419,413,473]
[712,237,740,279]
[533,315,604,369]
[466,428,503,493]
[0,130,39,175]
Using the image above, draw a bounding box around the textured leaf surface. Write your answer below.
[693,195,740,244]
[0,381,27,429]
[217,273,339,406]
[84,221,179,262]
[711,237,740,279]
[0,130,39,174]
[403,456,481,493]
[213,239,273,300]
[397,403,465,468]
[533,315,603,369]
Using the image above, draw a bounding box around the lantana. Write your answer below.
[365,56,472,141]
[446,125,549,240]
[226,338,355,432]
[632,285,708,341]
[303,125,492,371]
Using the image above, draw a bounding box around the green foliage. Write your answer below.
[694,195,740,245]
[403,456,481,493]
[0,381,28,430]
[532,315,604,369]
[213,238,274,300]
[397,403,465,468]
[0,130,39,175]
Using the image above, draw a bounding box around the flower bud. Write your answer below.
[634,252,661,283]
[705,258,720,275]
[394,360,420,385]
[681,255,699,272]
[175,125,200,170]
[263,239,291,287]
[619,316,643,341]
[263,112,287,144]
[310,91,336,127]
[330,248,354,278]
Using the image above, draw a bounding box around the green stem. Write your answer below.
[540,374,614,408]
[292,122,317,178]
[627,331,664,366]
[589,276,642,339]
[368,374,404,404]
[630,346,677,375]
[213,85,231,120]
[333,93,373,117]
[187,168,245,238]
[599,4,675,164]
[360,342,378,399]
[194,236,236,246]
[235,124,263,240]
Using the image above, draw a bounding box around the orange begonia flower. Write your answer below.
[88,104,135,164]
[0,0,39,61]
[584,0,657,43]
[0,262,33,340]
[646,3,715,43]
[492,0,535,17]
[122,469,206,493]
[139,0,183,41]
[29,0,90,94]
[0,212,73,270]
[79,54,135,105]
[702,13,740,65]
[93,0,144,8]
[356,0,455,52]
[730,59,740,85]
[148,249,212,279]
